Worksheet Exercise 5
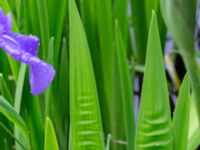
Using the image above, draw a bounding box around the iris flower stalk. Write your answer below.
[0,9,55,95]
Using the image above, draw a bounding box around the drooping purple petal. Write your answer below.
[0,9,12,34]
[0,34,36,64]
[30,62,55,95]
[0,34,55,95]
[0,9,55,95]
[7,33,39,56]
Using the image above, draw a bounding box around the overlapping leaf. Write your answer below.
[69,0,105,149]
[135,11,172,150]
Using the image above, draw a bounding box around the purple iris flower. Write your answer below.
[0,9,55,95]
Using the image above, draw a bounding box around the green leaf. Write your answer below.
[160,0,200,123]
[131,0,148,64]
[26,96,44,150]
[114,0,128,47]
[14,64,27,150]
[44,117,59,150]
[134,11,172,149]
[187,95,200,150]
[69,0,105,149]
[145,0,159,30]
[57,38,69,150]
[14,64,26,113]
[131,0,166,63]
[0,96,29,148]
[96,0,115,136]
[172,74,190,150]
[160,0,196,51]
[115,20,135,150]
[0,74,13,104]
[36,0,49,60]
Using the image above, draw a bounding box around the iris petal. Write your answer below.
[7,33,39,56]
[0,9,12,34]
[0,9,55,95]
[0,34,55,95]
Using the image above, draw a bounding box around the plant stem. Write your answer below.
[182,51,200,121]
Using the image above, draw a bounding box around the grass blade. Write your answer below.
[14,64,27,150]
[0,74,13,104]
[0,96,29,149]
[58,38,69,149]
[69,0,105,149]
[172,74,190,150]
[114,0,128,47]
[134,11,172,149]
[160,0,200,122]
[36,0,49,60]
[44,117,59,150]
[115,21,135,150]
[131,0,147,64]
[187,95,200,150]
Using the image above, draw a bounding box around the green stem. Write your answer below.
[182,51,200,121]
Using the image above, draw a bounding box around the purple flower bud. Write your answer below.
[0,8,55,95]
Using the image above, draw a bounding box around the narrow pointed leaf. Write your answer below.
[96,0,115,137]
[115,21,135,150]
[134,11,172,149]
[131,0,147,63]
[44,117,59,150]
[0,96,29,148]
[0,74,13,104]
[172,74,190,150]
[160,0,200,122]
[69,0,105,149]
[114,0,128,46]
[160,0,196,51]
[187,95,200,150]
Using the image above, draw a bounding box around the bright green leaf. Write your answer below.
[69,0,105,149]
[0,74,13,104]
[115,20,135,150]
[44,117,59,150]
[0,96,29,149]
[134,11,172,149]
[172,74,190,150]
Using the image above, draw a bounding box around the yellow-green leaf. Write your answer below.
[134,11,172,150]
[172,74,190,150]
[69,0,105,149]
[44,117,59,150]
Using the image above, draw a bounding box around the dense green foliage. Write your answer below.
[0,0,200,150]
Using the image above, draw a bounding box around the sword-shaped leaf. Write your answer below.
[115,21,135,150]
[172,74,190,150]
[69,0,105,149]
[44,117,59,150]
[135,11,172,150]
[0,96,29,149]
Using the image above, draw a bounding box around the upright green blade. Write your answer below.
[160,0,200,123]
[115,21,135,150]
[160,0,196,51]
[44,117,59,150]
[114,0,128,47]
[0,74,13,104]
[188,95,200,150]
[135,11,172,149]
[172,74,190,150]
[36,0,49,60]
[96,0,115,136]
[131,0,147,64]
[69,0,105,149]
[0,96,29,149]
